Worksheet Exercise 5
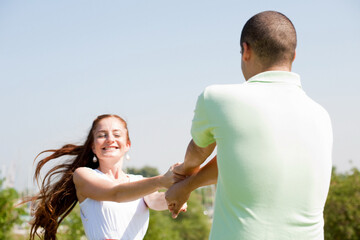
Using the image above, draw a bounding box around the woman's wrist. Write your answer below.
[158,174,171,189]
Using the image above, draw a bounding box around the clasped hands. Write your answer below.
[164,163,199,218]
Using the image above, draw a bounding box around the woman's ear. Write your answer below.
[91,143,95,155]
[126,141,131,149]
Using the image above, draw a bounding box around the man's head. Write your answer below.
[240,11,297,77]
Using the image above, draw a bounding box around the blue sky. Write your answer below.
[0,0,359,190]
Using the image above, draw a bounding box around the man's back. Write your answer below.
[191,71,333,239]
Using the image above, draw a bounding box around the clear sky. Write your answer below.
[0,0,359,191]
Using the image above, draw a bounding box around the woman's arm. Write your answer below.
[144,191,187,212]
[73,167,174,203]
[144,192,167,211]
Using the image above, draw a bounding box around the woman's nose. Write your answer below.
[106,135,115,142]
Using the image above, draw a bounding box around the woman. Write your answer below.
[28,114,184,240]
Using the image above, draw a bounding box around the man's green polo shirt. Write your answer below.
[191,71,332,240]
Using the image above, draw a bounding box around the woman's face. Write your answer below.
[92,117,130,162]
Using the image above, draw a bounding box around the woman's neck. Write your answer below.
[98,161,128,181]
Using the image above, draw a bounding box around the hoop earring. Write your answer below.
[93,155,98,163]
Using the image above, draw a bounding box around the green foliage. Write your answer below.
[0,178,27,239]
[57,204,86,240]
[324,168,360,240]
[127,166,211,239]
[127,166,159,177]
[145,190,211,240]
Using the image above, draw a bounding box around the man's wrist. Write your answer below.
[183,162,200,176]
[183,173,199,192]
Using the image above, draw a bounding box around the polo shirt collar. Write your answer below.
[246,71,302,88]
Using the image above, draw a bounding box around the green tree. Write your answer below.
[145,190,211,240]
[127,166,212,239]
[324,168,360,240]
[0,178,27,239]
[57,204,86,240]
[127,166,159,177]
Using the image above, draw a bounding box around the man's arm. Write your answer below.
[166,156,218,218]
[178,139,216,176]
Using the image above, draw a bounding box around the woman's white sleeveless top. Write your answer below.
[79,169,149,240]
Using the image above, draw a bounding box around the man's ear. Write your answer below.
[292,50,296,62]
[242,42,251,62]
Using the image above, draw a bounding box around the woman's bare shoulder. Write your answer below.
[73,167,96,184]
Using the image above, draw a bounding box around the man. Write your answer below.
[166,11,333,240]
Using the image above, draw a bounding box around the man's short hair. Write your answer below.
[240,11,297,67]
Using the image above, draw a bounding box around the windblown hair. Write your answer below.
[27,114,130,240]
[240,11,297,67]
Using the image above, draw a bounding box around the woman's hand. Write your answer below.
[161,163,184,189]
[179,202,188,213]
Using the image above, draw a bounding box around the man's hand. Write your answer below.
[165,180,192,218]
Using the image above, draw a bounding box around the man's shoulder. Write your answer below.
[204,83,243,91]
[203,83,245,97]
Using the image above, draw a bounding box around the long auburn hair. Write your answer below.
[27,114,130,240]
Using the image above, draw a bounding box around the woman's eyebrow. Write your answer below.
[113,129,124,132]
[95,130,108,134]
[95,129,124,133]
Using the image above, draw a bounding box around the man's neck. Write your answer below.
[246,65,292,81]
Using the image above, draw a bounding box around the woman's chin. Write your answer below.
[98,155,124,162]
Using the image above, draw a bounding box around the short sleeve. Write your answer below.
[191,91,215,147]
